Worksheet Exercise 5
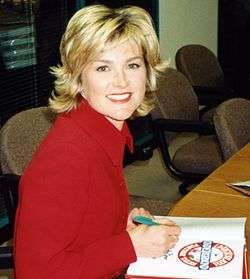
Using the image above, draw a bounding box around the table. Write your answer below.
[169,143,250,274]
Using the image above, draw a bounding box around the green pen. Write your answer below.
[133,215,160,226]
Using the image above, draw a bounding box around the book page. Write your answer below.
[127,217,246,279]
[229,181,250,187]
[156,216,246,243]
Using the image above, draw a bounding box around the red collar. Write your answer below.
[66,100,133,166]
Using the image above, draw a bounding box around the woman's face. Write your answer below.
[81,40,147,130]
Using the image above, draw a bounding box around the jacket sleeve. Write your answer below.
[14,142,136,279]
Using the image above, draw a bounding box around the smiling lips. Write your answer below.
[106,93,132,103]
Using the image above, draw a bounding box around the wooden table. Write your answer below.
[169,143,250,274]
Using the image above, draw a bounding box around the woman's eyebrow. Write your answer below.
[94,56,143,64]
[93,59,111,64]
[127,56,144,62]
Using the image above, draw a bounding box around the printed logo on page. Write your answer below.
[178,241,234,270]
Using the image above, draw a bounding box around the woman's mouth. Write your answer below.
[106,93,132,103]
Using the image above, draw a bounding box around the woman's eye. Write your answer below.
[128,63,140,69]
[96,66,109,72]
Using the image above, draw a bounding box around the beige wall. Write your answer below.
[159,0,218,67]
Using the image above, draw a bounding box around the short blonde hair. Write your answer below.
[49,4,166,116]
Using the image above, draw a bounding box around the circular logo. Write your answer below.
[178,241,234,270]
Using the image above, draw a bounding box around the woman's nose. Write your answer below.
[113,69,128,88]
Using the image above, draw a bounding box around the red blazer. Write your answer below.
[14,101,136,278]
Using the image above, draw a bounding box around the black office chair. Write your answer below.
[0,174,20,269]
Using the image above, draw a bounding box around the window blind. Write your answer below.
[0,0,76,126]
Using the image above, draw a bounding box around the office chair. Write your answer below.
[175,44,235,108]
[152,68,224,194]
[0,106,56,175]
[0,174,20,269]
[213,98,250,160]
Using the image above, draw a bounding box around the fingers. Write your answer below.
[151,225,181,251]
[158,219,181,237]
[157,218,176,226]
[128,223,181,258]
[166,224,181,237]
[127,208,152,231]
[156,219,181,235]
[168,234,179,248]
[157,234,179,253]
[129,207,152,222]
[126,222,137,231]
[132,207,151,217]
[168,234,179,242]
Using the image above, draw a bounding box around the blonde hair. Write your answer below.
[49,4,166,116]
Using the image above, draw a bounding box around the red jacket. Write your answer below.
[14,100,137,278]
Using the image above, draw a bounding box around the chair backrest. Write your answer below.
[213,98,250,160]
[175,44,225,87]
[152,68,200,121]
[0,107,57,175]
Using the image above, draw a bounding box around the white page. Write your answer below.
[230,181,250,187]
[127,217,246,279]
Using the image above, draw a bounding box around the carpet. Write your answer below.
[129,195,173,216]
[124,149,183,205]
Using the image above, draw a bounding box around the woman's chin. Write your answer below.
[110,109,135,121]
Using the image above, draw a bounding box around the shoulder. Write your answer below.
[38,112,95,153]
[24,114,93,173]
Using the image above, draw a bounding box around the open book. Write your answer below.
[126,217,248,279]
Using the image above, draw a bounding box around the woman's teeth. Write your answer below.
[107,93,131,101]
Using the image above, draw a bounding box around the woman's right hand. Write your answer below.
[128,220,181,258]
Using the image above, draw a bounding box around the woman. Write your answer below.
[14,4,181,279]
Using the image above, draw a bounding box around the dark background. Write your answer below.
[0,0,249,126]
[218,0,250,99]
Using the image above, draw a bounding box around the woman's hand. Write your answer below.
[127,207,151,231]
[128,219,181,258]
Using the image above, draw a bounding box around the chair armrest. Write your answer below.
[193,85,235,96]
[0,245,13,269]
[0,174,20,232]
[193,86,235,107]
[154,118,215,135]
[0,174,19,269]
[153,119,209,180]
